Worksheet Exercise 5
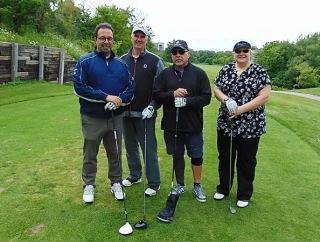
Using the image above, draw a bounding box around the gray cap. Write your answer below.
[131,26,148,36]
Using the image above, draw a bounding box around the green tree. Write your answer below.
[0,0,57,34]
[293,62,319,89]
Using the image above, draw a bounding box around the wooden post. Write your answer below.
[39,45,44,80]
[58,49,65,85]
[11,43,18,82]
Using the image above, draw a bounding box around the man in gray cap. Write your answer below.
[121,26,165,196]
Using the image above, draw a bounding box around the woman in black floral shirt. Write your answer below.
[213,41,271,208]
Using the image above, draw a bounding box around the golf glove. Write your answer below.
[225,97,238,114]
[104,102,116,110]
[142,106,154,119]
[174,97,186,107]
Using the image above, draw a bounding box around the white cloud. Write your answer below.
[74,0,320,51]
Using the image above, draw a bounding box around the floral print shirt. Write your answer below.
[214,62,271,138]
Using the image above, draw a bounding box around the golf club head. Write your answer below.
[119,222,133,235]
[134,220,147,229]
[229,206,236,214]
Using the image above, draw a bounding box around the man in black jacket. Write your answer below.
[153,40,212,203]
[121,26,165,196]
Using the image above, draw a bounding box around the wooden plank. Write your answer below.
[0,56,11,60]
[39,45,44,80]
[26,60,39,64]
[17,72,29,77]
[0,74,11,78]
[11,43,18,82]
[0,42,12,47]
[58,49,65,85]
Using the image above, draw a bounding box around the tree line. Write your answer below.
[0,0,319,89]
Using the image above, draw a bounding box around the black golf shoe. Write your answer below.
[157,192,179,223]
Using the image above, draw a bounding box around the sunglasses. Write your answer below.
[171,49,186,55]
[235,49,250,54]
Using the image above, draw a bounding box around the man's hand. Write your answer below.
[104,102,116,110]
[106,95,122,108]
[141,106,154,119]
[174,88,188,97]
[174,97,186,107]
[225,97,238,114]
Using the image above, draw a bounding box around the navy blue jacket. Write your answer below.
[72,48,135,118]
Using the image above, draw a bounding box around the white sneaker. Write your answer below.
[145,186,160,196]
[111,183,125,200]
[83,185,94,203]
[237,200,249,208]
[122,177,142,187]
[213,192,225,200]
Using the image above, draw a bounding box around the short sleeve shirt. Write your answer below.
[214,62,271,138]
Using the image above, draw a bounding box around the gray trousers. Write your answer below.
[81,114,123,186]
[122,117,160,188]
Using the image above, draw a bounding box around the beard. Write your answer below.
[99,44,111,56]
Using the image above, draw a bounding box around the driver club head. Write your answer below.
[229,206,236,214]
[119,222,133,235]
[134,220,148,229]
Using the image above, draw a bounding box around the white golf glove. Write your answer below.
[141,106,154,119]
[225,97,238,114]
[104,102,116,110]
[174,97,186,107]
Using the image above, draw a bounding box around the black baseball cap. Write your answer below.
[233,41,251,51]
[171,40,189,51]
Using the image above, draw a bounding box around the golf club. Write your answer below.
[111,110,133,235]
[134,118,148,229]
[228,119,236,214]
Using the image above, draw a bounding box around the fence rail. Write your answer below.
[0,41,77,84]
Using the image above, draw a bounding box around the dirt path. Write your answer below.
[272,91,320,101]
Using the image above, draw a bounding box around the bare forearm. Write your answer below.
[213,86,228,103]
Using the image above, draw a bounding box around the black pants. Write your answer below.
[216,131,260,201]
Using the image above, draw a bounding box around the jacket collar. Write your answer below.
[128,47,147,58]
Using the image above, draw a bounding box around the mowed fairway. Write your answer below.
[194,64,222,82]
[0,82,319,242]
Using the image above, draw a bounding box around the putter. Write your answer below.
[134,118,148,229]
[111,111,133,235]
[228,119,236,214]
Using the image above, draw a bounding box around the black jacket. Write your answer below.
[153,62,212,132]
[121,48,164,117]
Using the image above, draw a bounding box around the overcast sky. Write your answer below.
[74,0,319,51]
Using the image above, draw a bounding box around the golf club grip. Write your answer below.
[175,107,179,123]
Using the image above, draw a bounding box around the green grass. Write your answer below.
[288,87,320,96]
[0,82,319,241]
[194,64,222,82]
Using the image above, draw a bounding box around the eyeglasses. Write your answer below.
[235,49,250,54]
[97,36,113,42]
[171,49,186,55]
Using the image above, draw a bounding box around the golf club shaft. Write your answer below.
[111,110,129,222]
[171,107,179,191]
[229,119,235,212]
[143,118,147,221]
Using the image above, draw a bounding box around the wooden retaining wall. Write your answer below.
[0,41,77,84]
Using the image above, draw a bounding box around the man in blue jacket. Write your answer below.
[72,22,135,204]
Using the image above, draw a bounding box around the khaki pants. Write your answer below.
[81,113,123,186]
